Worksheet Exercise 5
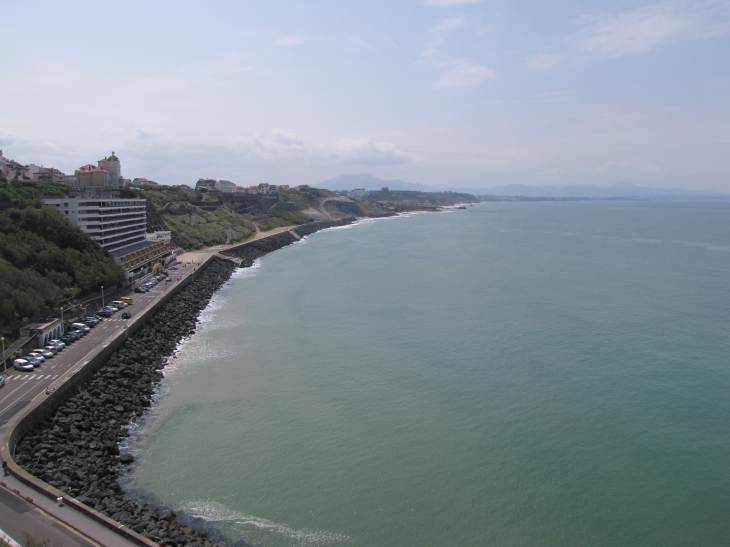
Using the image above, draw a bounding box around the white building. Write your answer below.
[41,197,147,253]
[348,188,367,198]
[97,152,123,189]
[258,183,270,194]
[215,180,236,193]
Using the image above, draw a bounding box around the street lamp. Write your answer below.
[1,337,5,375]
[101,285,104,308]
[60,306,64,330]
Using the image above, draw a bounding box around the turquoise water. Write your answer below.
[122,202,730,546]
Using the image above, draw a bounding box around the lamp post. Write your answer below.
[60,306,64,331]
[1,337,5,375]
[101,285,104,308]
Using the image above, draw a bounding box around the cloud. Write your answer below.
[418,16,496,88]
[0,131,13,147]
[426,0,482,5]
[136,128,157,140]
[436,16,467,31]
[527,53,563,70]
[572,1,730,58]
[333,140,406,166]
[433,62,495,88]
[274,35,306,47]
[272,129,304,148]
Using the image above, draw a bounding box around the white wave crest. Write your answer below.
[231,259,262,279]
[178,500,350,546]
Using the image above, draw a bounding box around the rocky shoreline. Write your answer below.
[13,218,358,547]
[222,217,355,266]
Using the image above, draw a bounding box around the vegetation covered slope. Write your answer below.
[0,204,125,340]
[144,186,316,249]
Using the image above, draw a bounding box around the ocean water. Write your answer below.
[121,202,730,547]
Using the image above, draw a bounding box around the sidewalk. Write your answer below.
[0,472,137,546]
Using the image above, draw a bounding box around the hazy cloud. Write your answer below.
[0,131,13,147]
[527,53,564,70]
[426,0,482,5]
[573,1,730,57]
[272,129,304,148]
[333,140,406,166]
[419,17,495,88]
[433,62,495,88]
[275,35,306,47]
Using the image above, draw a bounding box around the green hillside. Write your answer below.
[0,204,125,341]
[144,186,319,249]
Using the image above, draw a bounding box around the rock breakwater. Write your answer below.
[12,218,356,547]
[222,218,355,266]
[14,258,236,547]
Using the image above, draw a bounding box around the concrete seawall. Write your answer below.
[0,218,358,547]
[0,254,218,547]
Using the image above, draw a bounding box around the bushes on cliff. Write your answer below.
[0,204,125,339]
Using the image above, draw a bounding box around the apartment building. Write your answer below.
[42,197,147,252]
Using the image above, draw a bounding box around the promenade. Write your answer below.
[0,253,213,546]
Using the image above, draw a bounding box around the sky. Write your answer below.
[1,0,729,191]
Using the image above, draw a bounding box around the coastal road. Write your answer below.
[0,256,209,546]
[0,259,207,426]
[0,485,98,546]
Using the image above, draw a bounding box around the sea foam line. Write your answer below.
[179,500,350,546]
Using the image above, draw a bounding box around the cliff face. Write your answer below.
[323,198,366,218]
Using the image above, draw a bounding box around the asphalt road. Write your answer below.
[0,485,98,546]
[0,259,207,546]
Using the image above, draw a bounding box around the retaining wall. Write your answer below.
[0,254,217,547]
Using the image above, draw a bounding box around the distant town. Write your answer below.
[0,150,314,278]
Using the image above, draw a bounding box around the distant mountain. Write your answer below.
[316,173,433,192]
[450,182,725,198]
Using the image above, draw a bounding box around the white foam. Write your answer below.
[179,499,350,546]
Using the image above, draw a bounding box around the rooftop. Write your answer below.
[109,240,157,260]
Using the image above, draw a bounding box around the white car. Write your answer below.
[28,351,45,363]
[111,301,127,308]
[13,359,34,372]
[33,349,54,359]
[49,340,66,349]
[44,346,58,355]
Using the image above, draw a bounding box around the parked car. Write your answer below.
[27,352,45,363]
[71,322,90,332]
[84,318,98,327]
[166,277,172,282]
[13,359,34,372]
[31,349,53,359]
[92,314,104,322]
[111,300,127,308]
[170,266,178,270]
[134,287,146,293]
[0,377,5,387]
[121,311,131,319]
[49,340,66,349]
[60,335,76,345]
[96,310,112,318]
[104,306,119,313]
[43,345,58,355]
[24,355,41,368]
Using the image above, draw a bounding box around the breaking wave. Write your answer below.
[178,500,350,546]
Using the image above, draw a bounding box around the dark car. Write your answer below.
[60,335,76,344]
[134,287,146,293]
[92,314,104,322]
[97,310,112,318]
[121,311,131,319]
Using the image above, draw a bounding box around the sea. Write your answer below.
[120,201,730,547]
